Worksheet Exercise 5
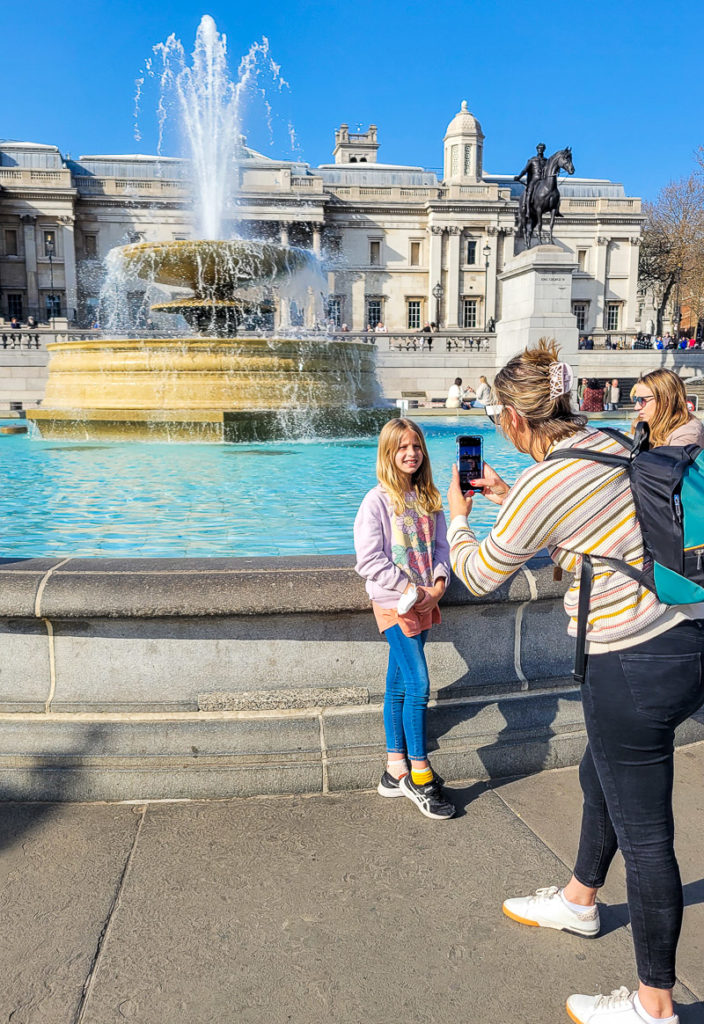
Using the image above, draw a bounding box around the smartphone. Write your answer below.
[456,435,483,492]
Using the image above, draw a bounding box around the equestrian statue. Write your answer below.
[514,144,575,248]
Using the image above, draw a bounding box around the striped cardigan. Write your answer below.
[448,428,669,646]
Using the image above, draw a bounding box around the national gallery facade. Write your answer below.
[0,103,644,337]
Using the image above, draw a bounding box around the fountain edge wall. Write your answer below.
[1,553,702,801]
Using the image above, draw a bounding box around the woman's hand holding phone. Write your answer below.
[448,461,510,517]
[469,462,510,506]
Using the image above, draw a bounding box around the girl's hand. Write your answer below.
[471,462,510,506]
[448,464,473,519]
[414,578,445,614]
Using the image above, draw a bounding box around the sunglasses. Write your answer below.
[633,395,654,407]
[484,403,504,425]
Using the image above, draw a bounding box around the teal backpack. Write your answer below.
[546,424,704,682]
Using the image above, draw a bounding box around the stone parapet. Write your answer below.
[1,554,702,800]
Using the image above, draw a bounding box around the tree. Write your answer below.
[639,174,704,335]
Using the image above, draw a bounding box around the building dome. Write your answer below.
[443,101,484,183]
[444,100,483,141]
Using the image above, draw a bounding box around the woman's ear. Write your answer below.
[506,405,521,432]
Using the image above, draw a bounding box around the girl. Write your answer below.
[354,417,454,820]
[632,368,704,447]
[447,340,704,1024]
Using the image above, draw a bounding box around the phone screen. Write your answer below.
[457,435,483,492]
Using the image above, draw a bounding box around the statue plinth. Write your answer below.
[495,244,579,364]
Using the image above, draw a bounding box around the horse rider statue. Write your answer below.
[514,143,575,248]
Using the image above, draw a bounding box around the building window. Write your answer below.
[7,294,23,319]
[572,302,587,331]
[464,145,472,176]
[407,300,422,329]
[466,240,477,265]
[366,299,382,328]
[4,229,18,256]
[462,298,478,329]
[409,241,421,267]
[577,249,588,272]
[46,294,61,318]
[369,239,381,266]
[84,234,97,257]
[43,230,56,256]
[289,301,304,327]
[327,299,341,327]
[606,303,620,331]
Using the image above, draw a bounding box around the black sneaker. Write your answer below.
[400,773,456,820]
[377,770,407,798]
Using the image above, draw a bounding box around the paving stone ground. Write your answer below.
[1,744,702,1024]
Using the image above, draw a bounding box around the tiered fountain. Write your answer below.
[29,17,388,442]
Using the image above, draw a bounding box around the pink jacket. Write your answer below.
[353,485,451,608]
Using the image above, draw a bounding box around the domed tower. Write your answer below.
[443,100,484,183]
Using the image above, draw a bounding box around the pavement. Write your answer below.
[2,745,703,1024]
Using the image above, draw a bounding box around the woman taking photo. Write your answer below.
[632,369,704,447]
[447,340,704,1024]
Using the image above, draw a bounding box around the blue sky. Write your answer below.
[2,0,701,201]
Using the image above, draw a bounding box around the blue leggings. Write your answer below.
[383,625,430,761]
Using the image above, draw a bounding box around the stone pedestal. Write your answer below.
[495,244,579,365]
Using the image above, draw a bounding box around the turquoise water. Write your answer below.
[0,417,630,558]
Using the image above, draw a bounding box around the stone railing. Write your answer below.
[324,184,445,201]
[73,176,187,197]
[336,331,496,354]
[0,167,73,188]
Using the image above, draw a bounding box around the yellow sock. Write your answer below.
[411,766,433,786]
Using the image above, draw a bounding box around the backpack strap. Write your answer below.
[574,555,593,684]
[546,448,630,469]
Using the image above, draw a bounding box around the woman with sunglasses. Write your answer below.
[448,340,704,1024]
[632,369,704,447]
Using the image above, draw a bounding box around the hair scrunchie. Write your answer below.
[548,361,574,400]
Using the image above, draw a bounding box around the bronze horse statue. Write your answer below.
[516,147,575,248]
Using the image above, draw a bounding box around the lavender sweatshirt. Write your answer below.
[353,484,451,608]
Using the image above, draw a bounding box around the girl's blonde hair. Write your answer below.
[376,417,442,514]
[636,368,690,447]
[492,338,586,459]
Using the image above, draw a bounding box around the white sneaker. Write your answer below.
[502,885,600,937]
[566,986,679,1024]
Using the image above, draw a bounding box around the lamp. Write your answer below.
[45,235,56,329]
[483,244,491,330]
[432,281,444,328]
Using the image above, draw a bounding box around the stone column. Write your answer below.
[60,215,78,322]
[625,238,640,332]
[485,226,499,328]
[312,225,322,257]
[279,220,291,247]
[21,214,39,319]
[304,286,316,328]
[427,226,444,325]
[594,236,610,333]
[352,273,366,331]
[445,226,461,328]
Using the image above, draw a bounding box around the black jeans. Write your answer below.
[573,619,704,989]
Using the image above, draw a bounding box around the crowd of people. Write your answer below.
[355,354,704,1024]
[579,333,704,351]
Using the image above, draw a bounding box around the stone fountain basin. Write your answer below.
[120,239,312,296]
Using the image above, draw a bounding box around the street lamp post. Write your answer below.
[45,236,56,330]
[483,244,491,330]
[432,281,444,328]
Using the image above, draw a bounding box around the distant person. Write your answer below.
[486,316,495,332]
[578,378,588,406]
[26,315,37,329]
[475,375,491,407]
[354,418,453,820]
[581,379,604,412]
[604,378,620,411]
[633,369,704,447]
[375,321,388,334]
[9,316,20,330]
[584,335,594,350]
[340,323,349,333]
[445,377,466,409]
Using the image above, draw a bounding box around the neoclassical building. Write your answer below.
[0,103,644,337]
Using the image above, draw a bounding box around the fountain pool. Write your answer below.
[1,417,631,558]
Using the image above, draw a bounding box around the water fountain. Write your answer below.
[28,17,389,442]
